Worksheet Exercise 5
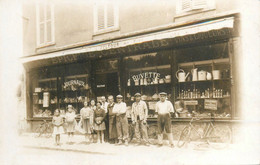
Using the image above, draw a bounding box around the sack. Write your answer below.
[76,120,85,134]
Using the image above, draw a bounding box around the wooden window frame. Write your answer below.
[36,2,55,48]
[176,0,216,16]
[93,2,119,35]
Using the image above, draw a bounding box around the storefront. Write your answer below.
[22,14,241,139]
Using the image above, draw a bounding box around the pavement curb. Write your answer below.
[21,145,114,155]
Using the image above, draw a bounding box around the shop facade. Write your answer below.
[22,14,241,140]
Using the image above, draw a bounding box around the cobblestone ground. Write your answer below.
[6,133,260,165]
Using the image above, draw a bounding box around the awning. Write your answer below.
[21,17,234,64]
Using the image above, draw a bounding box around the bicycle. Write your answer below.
[34,120,53,138]
[177,112,232,149]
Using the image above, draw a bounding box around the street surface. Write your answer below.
[3,134,260,165]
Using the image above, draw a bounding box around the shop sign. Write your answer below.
[43,92,50,107]
[132,72,160,81]
[97,84,105,88]
[184,100,198,106]
[204,99,218,110]
[64,80,85,90]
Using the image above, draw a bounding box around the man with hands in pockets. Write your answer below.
[131,93,150,146]
[156,92,175,148]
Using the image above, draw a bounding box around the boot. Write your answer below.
[117,139,123,145]
[167,133,174,148]
[158,134,163,147]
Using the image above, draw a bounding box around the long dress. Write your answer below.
[80,107,93,134]
[108,103,117,139]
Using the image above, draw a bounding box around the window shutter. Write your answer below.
[97,5,105,30]
[181,0,192,11]
[192,0,207,9]
[107,4,115,28]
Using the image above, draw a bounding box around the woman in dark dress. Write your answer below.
[93,101,106,143]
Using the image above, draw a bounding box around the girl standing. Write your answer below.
[52,109,64,145]
[94,101,106,144]
[65,105,77,143]
[80,101,94,143]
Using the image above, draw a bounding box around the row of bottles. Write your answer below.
[178,88,230,99]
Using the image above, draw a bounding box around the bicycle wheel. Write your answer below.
[128,124,135,142]
[45,126,53,138]
[207,125,232,149]
[35,126,44,137]
[147,125,157,139]
[177,126,191,148]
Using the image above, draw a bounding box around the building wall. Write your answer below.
[22,0,239,57]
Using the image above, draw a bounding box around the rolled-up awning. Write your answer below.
[21,17,234,64]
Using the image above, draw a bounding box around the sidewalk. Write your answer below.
[18,133,232,154]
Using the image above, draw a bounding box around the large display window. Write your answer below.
[31,62,91,118]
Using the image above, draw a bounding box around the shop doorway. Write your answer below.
[106,72,119,97]
[95,72,119,98]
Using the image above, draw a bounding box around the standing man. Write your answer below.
[131,93,149,146]
[101,96,109,142]
[107,95,117,144]
[156,92,175,148]
[113,95,129,146]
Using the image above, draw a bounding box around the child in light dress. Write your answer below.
[65,105,77,143]
[52,109,64,145]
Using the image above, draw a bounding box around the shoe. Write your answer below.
[125,141,128,146]
[157,144,163,147]
[117,140,123,145]
[144,142,150,146]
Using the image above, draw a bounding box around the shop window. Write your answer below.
[93,2,119,34]
[31,62,91,118]
[36,2,55,47]
[175,42,232,119]
[124,51,172,118]
[176,0,215,15]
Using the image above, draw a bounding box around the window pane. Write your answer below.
[39,4,44,22]
[46,4,51,20]
[40,23,44,44]
[97,5,105,30]
[46,21,52,42]
[182,0,191,10]
[107,4,114,28]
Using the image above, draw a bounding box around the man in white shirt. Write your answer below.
[112,95,129,146]
[155,92,175,148]
[131,93,149,146]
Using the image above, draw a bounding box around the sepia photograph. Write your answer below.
[0,0,260,164]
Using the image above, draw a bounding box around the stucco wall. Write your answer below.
[22,0,239,57]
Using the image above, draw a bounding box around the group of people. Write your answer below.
[52,92,175,148]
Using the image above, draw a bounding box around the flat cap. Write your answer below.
[134,93,141,97]
[116,95,123,98]
[159,92,167,95]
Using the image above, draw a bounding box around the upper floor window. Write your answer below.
[176,0,215,15]
[94,2,119,34]
[36,2,55,47]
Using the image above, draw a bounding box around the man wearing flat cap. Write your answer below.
[131,93,149,146]
[112,95,129,146]
[156,92,175,148]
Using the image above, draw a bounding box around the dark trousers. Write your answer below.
[104,114,109,142]
[157,113,172,134]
